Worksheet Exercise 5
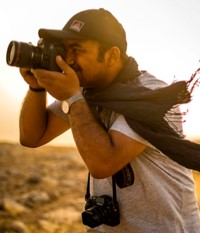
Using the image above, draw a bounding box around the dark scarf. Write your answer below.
[83,57,200,172]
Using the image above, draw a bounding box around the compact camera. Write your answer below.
[6,39,66,72]
[82,194,120,228]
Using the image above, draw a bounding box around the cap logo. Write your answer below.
[70,20,84,32]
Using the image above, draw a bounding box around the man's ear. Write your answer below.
[105,46,121,66]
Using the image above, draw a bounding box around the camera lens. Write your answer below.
[7,42,16,65]
[6,39,66,71]
[6,41,19,66]
[82,206,107,228]
[6,41,42,68]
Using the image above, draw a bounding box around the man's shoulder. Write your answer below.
[136,71,168,90]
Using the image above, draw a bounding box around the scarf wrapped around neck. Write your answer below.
[83,57,200,172]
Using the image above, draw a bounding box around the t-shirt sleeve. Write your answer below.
[48,100,68,121]
[110,114,155,148]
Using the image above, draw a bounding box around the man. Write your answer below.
[19,8,200,233]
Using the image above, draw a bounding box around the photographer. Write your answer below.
[14,8,200,233]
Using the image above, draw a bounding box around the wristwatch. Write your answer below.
[61,92,84,114]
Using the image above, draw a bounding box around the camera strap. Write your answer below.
[85,172,118,205]
[113,163,135,188]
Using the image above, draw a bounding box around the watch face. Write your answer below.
[61,101,69,114]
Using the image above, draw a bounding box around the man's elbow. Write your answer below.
[89,164,115,179]
[19,137,40,148]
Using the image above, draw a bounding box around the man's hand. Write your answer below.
[20,68,43,89]
[30,56,80,100]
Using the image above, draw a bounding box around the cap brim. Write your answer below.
[38,28,85,41]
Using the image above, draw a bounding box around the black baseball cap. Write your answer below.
[38,8,127,52]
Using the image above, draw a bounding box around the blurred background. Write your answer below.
[1,0,200,147]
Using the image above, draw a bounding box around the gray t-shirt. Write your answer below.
[49,72,200,233]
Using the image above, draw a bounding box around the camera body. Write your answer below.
[6,39,66,72]
[82,194,120,228]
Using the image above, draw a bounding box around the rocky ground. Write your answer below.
[0,142,88,233]
[0,142,199,233]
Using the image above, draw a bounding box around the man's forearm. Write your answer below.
[68,100,114,175]
[19,90,47,146]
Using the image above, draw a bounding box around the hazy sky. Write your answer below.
[1,0,200,146]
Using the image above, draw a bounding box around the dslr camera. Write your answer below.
[82,194,120,228]
[6,39,66,72]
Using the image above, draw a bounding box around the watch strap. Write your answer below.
[67,92,84,107]
[29,86,46,92]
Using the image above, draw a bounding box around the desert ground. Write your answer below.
[0,142,199,233]
[0,142,87,233]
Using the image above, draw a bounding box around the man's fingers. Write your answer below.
[56,56,74,75]
[56,56,68,72]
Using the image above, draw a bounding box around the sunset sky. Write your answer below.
[1,0,200,146]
